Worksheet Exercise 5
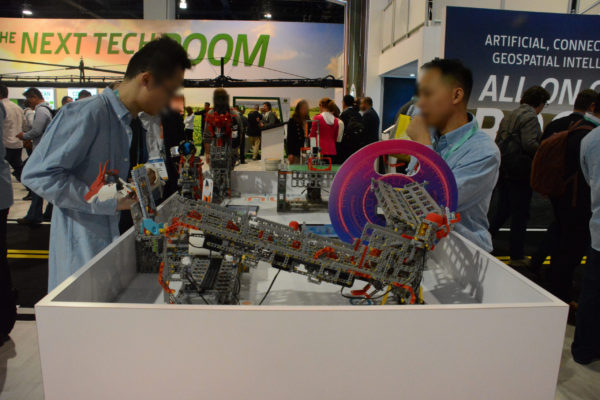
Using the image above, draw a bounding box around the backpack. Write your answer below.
[495,113,533,181]
[40,104,57,118]
[343,113,366,142]
[530,119,593,197]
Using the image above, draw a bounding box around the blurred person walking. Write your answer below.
[16,88,53,225]
[0,84,24,181]
[489,86,550,267]
[184,106,195,141]
[286,99,310,164]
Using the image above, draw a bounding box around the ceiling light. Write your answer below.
[409,73,416,77]
[22,8,33,15]
[264,12,272,19]
[179,0,187,9]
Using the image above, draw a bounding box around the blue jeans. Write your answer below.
[572,248,600,363]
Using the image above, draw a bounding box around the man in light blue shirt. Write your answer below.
[572,122,600,365]
[22,36,191,291]
[407,58,500,252]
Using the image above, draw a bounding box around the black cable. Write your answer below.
[185,271,210,305]
[258,269,281,305]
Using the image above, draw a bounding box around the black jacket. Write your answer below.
[247,110,261,137]
[362,108,380,145]
[541,112,584,141]
[286,117,306,157]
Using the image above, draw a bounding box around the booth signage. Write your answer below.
[0,18,343,81]
[444,7,600,134]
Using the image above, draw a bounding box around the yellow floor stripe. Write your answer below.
[8,249,49,254]
[7,254,49,259]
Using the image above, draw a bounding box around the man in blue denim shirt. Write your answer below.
[572,121,600,365]
[407,58,500,252]
[22,36,191,291]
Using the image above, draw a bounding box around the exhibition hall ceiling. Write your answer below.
[1,0,344,23]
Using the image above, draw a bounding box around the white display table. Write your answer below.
[35,197,567,400]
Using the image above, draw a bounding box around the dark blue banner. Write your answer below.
[444,6,600,131]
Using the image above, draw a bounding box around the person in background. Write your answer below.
[162,101,186,198]
[202,88,241,166]
[194,102,211,155]
[310,98,344,162]
[1,84,25,181]
[21,36,191,291]
[531,89,598,274]
[16,88,54,225]
[77,90,92,101]
[286,99,310,164]
[0,100,17,344]
[247,104,261,161]
[61,96,73,106]
[489,85,550,266]
[184,106,195,141]
[360,96,380,145]
[546,92,600,306]
[407,58,500,252]
[259,101,278,130]
[542,89,597,141]
[571,113,600,365]
[339,94,365,163]
[233,105,248,164]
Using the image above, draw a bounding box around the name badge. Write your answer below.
[148,158,169,180]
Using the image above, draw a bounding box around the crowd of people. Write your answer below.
[0,37,598,365]
[285,95,380,165]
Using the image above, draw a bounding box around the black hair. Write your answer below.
[23,87,44,100]
[520,86,551,108]
[124,35,192,82]
[574,89,598,111]
[204,102,210,106]
[343,94,354,107]
[592,91,600,114]
[77,90,92,99]
[421,58,473,103]
[363,97,373,107]
[61,95,72,105]
[263,101,272,110]
[0,84,8,99]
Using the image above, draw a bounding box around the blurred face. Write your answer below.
[359,100,368,112]
[138,68,185,116]
[299,102,308,118]
[417,68,464,129]
[26,95,43,107]
[62,97,73,106]
[204,103,210,110]
[261,104,269,113]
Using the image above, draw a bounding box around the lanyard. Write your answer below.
[441,122,479,161]
[583,115,600,127]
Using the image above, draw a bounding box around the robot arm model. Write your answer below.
[133,166,459,305]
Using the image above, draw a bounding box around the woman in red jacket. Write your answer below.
[309,98,344,162]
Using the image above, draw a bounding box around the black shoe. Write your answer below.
[22,193,32,201]
[17,217,40,225]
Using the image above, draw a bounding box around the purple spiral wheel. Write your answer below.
[328,140,458,243]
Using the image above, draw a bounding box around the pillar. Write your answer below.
[344,0,369,97]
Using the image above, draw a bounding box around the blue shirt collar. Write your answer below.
[103,88,132,126]
[435,113,477,147]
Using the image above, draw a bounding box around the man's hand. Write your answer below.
[16,132,25,140]
[406,116,432,146]
[116,192,138,211]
